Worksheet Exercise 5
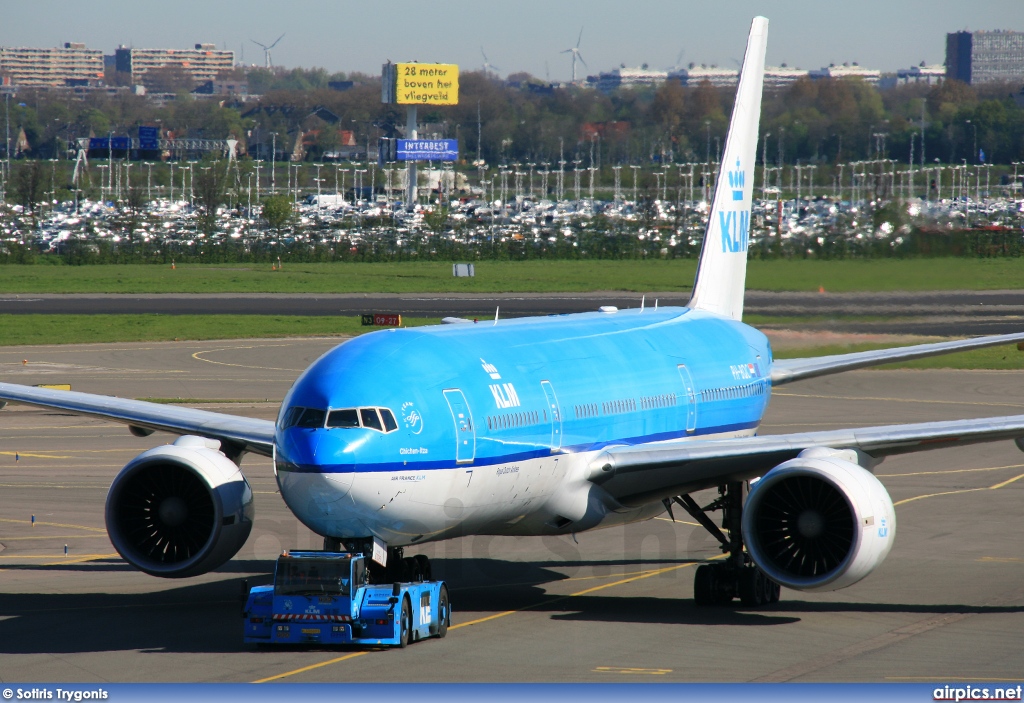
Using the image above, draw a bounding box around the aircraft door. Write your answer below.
[540,380,562,450]
[443,389,476,463]
[676,364,698,433]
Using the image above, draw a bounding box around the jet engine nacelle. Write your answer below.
[105,435,254,578]
[742,449,895,592]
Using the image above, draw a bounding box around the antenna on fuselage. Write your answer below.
[655,298,659,310]
[494,306,500,325]
[641,295,646,312]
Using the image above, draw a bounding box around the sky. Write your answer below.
[2,0,1023,81]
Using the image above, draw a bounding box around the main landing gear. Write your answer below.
[666,481,780,607]
[328,537,433,585]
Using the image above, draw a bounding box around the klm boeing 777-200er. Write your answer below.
[6,17,1024,606]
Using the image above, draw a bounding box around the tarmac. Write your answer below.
[1,337,1023,682]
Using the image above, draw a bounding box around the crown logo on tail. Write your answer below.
[728,159,745,200]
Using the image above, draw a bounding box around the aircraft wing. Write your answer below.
[0,381,276,457]
[588,414,1024,507]
[770,331,1024,385]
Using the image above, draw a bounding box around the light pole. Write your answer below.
[97,165,108,202]
[761,132,770,200]
[704,120,711,166]
[966,120,977,164]
[270,132,277,194]
[107,130,114,198]
[908,133,917,199]
[314,163,323,211]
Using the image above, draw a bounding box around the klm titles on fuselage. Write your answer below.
[482,359,522,409]
[720,159,750,253]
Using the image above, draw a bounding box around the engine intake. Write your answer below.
[742,450,895,592]
[105,436,254,578]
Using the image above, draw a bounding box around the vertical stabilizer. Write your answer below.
[687,17,768,321]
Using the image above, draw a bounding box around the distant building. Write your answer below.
[898,63,946,86]
[115,44,234,84]
[763,65,810,88]
[810,63,881,83]
[193,78,249,97]
[0,42,103,87]
[946,30,1024,84]
[592,66,667,91]
[668,64,738,88]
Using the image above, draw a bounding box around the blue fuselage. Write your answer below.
[274,306,772,544]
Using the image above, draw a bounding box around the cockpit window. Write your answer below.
[380,408,398,432]
[278,406,302,430]
[295,408,326,428]
[279,407,327,430]
[360,408,383,431]
[326,409,360,428]
[284,405,399,433]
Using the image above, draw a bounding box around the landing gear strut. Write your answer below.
[335,538,433,585]
[669,481,780,607]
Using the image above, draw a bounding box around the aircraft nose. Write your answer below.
[276,427,322,468]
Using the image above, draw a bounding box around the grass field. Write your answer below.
[0,314,438,346]
[3,258,1024,294]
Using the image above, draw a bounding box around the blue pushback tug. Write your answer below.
[243,551,450,647]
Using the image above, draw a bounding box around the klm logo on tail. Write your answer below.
[720,159,750,253]
[728,159,745,200]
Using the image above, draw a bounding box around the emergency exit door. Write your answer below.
[443,389,476,463]
[676,364,698,433]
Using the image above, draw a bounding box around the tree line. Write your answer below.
[4,68,1023,166]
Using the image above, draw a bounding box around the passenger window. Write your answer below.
[380,408,398,432]
[360,408,383,431]
[326,409,360,428]
[296,408,326,429]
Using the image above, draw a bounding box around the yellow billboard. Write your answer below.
[395,63,459,105]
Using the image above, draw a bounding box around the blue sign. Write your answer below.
[88,137,107,150]
[111,137,130,150]
[138,125,158,140]
[139,139,159,150]
[397,139,458,161]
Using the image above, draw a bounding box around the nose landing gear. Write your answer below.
[330,537,433,585]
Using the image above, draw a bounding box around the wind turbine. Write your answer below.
[251,33,285,69]
[670,48,686,71]
[561,27,587,83]
[481,47,500,77]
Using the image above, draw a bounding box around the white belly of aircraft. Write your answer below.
[277,428,758,547]
[276,450,651,545]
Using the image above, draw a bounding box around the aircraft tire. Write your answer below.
[398,597,411,648]
[414,554,432,581]
[738,566,764,607]
[693,564,716,606]
[437,585,450,638]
